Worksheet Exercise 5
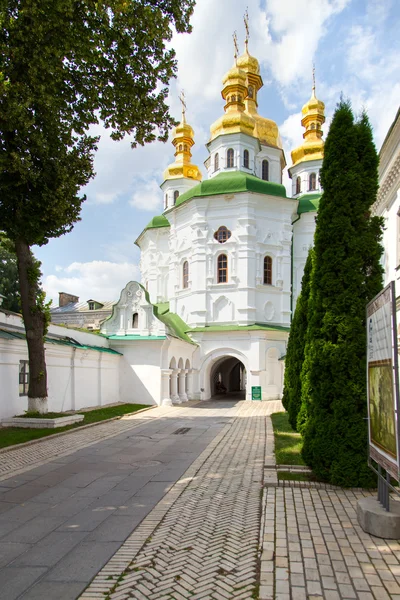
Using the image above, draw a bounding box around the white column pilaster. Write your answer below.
[170,369,180,404]
[161,369,173,406]
[178,369,188,402]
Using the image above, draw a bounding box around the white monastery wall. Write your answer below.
[0,312,121,420]
[112,340,163,406]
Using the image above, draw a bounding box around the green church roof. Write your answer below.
[135,214,170,246]
[145,214,170,230]
[297,193,321,214]
[172,171,288,209]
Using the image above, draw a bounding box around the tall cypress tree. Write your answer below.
[301,101,383,487]
[282,249,314,431]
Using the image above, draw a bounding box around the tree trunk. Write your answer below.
[15,239,48,413]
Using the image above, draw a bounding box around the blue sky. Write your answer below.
[36,0,400,305]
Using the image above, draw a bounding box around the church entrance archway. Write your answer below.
[210,356,246,399]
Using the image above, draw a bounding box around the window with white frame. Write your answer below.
[19,360,29,396]
[217,254,228,283]
[183,260,189,289]
[227,148,234,168]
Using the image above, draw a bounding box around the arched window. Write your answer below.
[174,190,180,203]
[248,85,254,99]
[182,261,189,289]
[243,149,249,169]
[264,256,272,285]
[227,148,234,168]
[311,123,315,130]
[217,254,228,283]
[214,152,219,172]
[262,159,269,181]
[296,176,301,195]
[164,193,168,209]
[132,313,139,328]
[309,172,316,191]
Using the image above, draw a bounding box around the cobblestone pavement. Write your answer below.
[80,401,278,600]
[259,418,400,600]
[0,400,256,599]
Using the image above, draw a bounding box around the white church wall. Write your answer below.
[289,159,322,197]
[292,211,317,310]
[139,228,170,305]
[168,192,294,328]
[192,331,287,401]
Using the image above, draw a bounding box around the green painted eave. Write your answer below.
[171,171,288,209]
[108,335,166,341]
[0,327,122,355]
[297,193,321,214]
[135,214,170,246]
[187,323,290,333]
[154,303,196,345]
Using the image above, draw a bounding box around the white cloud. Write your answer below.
[251,0,350,88]
[43,261,139,305]
[130,179,163,212]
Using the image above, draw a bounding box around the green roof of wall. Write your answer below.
[108,335,166,341]
[173,171,288,208]
[0,328,121,354]
[153,303,195,345]
[297,193,321,214]
[187,323,290,333]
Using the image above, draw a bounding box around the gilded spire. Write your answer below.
[233,31,239,64]
[291,68,325,167]
[244,8,249,50]
[163,95,202,182]
[179,89,187,123]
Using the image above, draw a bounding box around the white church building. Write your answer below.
[100,44,325,405]
[2,44,397,418]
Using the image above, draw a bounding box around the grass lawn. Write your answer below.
[270,411,306,466]
[0,403,149,449]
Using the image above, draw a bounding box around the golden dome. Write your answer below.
[209,43,283,154]
[291,85,325,167]
[209,64,255,141]
[237,44,282,150]
[163,114,202,182]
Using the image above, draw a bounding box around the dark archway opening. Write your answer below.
[211,357,246,399]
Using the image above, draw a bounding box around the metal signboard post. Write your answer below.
[251,386,262,401]
[366,281,400,510]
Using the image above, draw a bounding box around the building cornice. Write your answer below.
[374,153,400,214]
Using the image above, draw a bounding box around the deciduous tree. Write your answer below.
[0,234,20,313]
[0,0,194,412]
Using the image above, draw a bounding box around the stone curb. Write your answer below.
[0,405,156,455]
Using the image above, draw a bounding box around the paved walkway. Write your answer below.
[0,400,399,600]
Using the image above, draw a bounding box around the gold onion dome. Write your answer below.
[236,45,260,75]
[163,113,202,182]
[210,44,282,150]
[209,64,255,141]
[291,83,325,167]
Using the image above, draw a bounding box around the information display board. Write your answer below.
[367,281,399,480]
[251,386,262,401]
